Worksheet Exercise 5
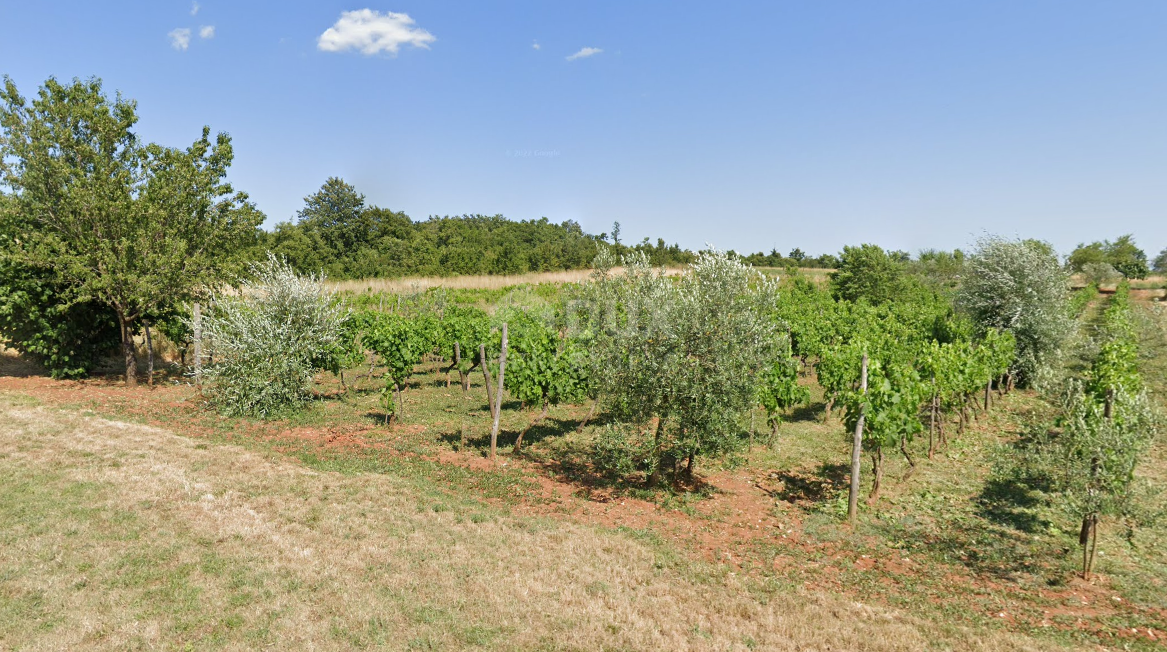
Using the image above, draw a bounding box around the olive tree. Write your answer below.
[1032,385,1158,579]
[955,236,1072,388]
[197,255,348,418]
[584,248,780,485]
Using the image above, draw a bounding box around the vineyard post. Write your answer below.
[490,323,508,461]
[480,344,496,422]
[144,320,154,388]
[192,302,202,386]
[928,393,938,459]
[984,378,991,411]
[748,409,755,452]
[847,354,868,523]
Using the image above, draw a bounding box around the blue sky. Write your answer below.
[2,1,1166,258]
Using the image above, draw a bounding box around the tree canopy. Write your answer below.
[829,243,907,305]
[955,235,1072,387]
[1067,234,1149,279]
[0,75,263,384]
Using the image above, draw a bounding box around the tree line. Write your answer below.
[259,177,696,279]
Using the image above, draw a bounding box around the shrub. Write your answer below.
[1080,262,1121,287]
[197,254,347,418]
[956,236,1072,388]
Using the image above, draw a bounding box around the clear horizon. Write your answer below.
[2,1,1165,259]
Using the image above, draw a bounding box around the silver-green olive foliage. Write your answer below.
[197,255,348,419]
[584,248,781,477]
[956,236,1072,388]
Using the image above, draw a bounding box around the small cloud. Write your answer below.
[190,1,200,16]
[317,9,435,56]
[532,40,541,50]
[566,47,602,61]
[169,28,192,51]
[199,25,215,39]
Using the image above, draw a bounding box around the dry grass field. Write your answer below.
[0,395,1060,651]
[327,267,833,295]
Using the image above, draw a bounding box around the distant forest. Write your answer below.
[262,178,839,279]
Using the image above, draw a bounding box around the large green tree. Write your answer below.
[1068,235,1149,280]
[0,76,263,385]
[1151,247,1167,274]
[829,243,906,305]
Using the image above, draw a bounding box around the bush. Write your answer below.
[0,255,120,378]
[1081,262,1121,287]
[829,244,906,305]
[956,236,1072,388]
[197,254,348,418]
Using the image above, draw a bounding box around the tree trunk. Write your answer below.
[900,436,916,481]
[513,398,548,453]
[748,410,755,452]
[1104,388,1114,420]
[489,324,507,461]
[647,417,663,487]
[685,451,695,482]
[144,320,155,388]
[824,395,835,423]
[848,354,868,523]
[868,447,884,504]
[575,400,598,432]
[1080,513,1099,579]
[118,312,137,387]
[453,342,464,391]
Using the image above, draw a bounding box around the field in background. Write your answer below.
[328,266,834,295]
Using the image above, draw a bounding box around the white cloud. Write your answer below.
[190,1,200,16]
[566,47,602,61]
[317,9,435,56]
[169,28,192,51]
[532,41,541,50]
[199,25,215,39]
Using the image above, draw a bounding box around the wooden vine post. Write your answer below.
[489,323,508,461]
[144,320,155,388]
[847,354,869,524]
[192,302,202,386]
[480,344,496,421]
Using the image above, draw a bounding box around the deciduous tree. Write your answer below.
[0,76,262,385]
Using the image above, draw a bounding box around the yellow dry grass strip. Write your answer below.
[0,399,1064,651]
[326,264,833,295]
[327,267,686,294]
